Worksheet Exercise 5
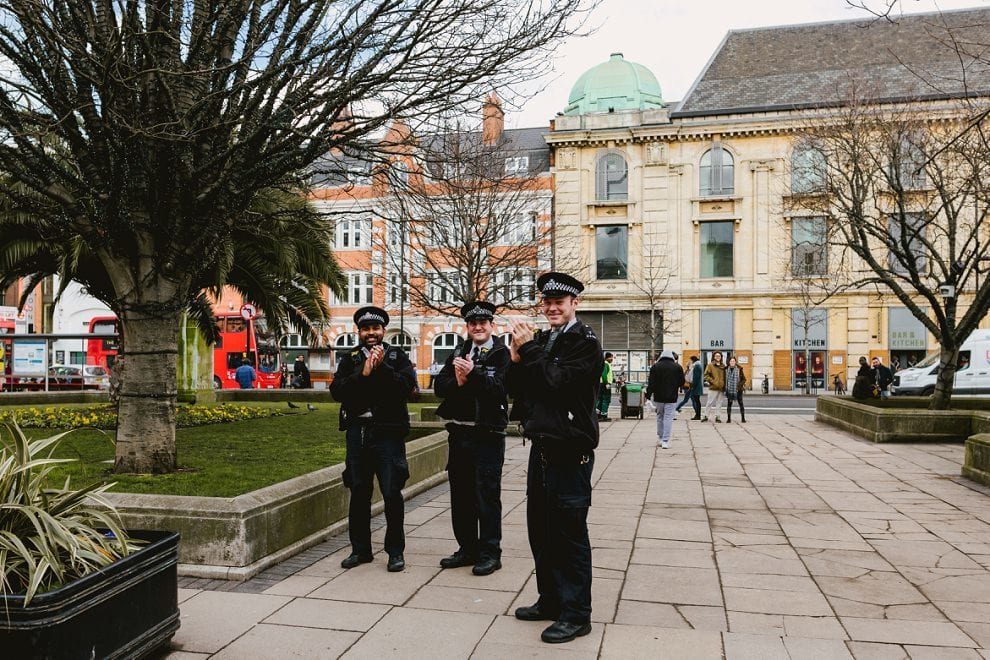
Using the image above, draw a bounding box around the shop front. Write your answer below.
[700,310,734,367]
[889,307,927,372]
[792,309,827,391]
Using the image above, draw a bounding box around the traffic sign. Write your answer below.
[240,303,257,321]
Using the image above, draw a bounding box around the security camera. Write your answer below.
[939,284,956,299]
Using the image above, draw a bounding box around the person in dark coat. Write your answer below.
[330,306,417,573]
[507,272,602,645]
[645,350,684,449]
[872,356,893,399]
[292,354,311,389]
[435,300,510,577]
[851,356,876,399]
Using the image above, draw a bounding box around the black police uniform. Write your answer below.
[434,303,510,570]
[508,308,603,630]
[330,308,417,564]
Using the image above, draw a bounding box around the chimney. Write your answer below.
[482,92,504,146]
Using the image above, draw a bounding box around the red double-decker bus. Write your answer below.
[85,313,282,389]
[213,313,282,389]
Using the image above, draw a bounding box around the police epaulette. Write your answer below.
[581,324,598,340]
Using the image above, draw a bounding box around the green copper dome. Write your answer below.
[563,53,664,115]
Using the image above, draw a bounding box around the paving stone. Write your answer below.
[903,646,985,659]
[262,575,329,597]
[263,597,390,631]
[341,608,493,659]
[817,572,928,607]
[308,564,439,605]
[845,641,911,659]
[621,564,723,606]
[841,617,976,647]
[599,624,723,659]
[479,614,604,653]
[723,587,832,616]
[212,623,360,659]
[722,631,789,660]
[170,591,292,654]
[714,545,808,575]
[613,601,693,628]
[403,584,517,615]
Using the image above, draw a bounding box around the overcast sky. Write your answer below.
[506,0,989,128]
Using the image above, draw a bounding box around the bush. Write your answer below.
[0,422,140,604]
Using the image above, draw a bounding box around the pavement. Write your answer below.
[161,411,990,659]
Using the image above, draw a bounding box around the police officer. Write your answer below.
[435,301,510,576]
[330,306,418,573]
[507,272,602,644]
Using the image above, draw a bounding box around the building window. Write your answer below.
[392,160,409,189]
[387,219,407,249]
[791,145,825,194]
[335,218,369,250]
[499,269,536,304]
[335,333,359,349]
[501,211,537,245]
[443,162,466,180]
[427,271,462,305]
[331,272,374,305]
[791,216,827,276]
[385,272,408,306]
[893,136,927,190]
[595,152,628,201]
[433,333,459,365]
[504,156,529,175]
[700,221,734,278]
[700,145,734,196]
[388,331,413,351]
[596,225,628,280]
[889,212,927,275]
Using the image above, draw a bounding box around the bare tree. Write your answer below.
[623,237,672,359]
[0,0,595,472]
[376,119,552,316]
[792,90,990,409]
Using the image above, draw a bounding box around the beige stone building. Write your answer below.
[545,8,990,390]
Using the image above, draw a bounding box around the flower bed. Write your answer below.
[0,403,282,430]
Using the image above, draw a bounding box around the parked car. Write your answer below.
[891,329,990,396]
[6,365,106,392]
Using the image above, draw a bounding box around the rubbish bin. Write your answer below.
[620,383,644,419]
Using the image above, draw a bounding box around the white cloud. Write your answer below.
[506,0,989,128]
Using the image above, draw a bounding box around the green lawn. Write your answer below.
[2,402,435,498]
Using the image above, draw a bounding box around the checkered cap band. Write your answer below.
[357,312,386,325]
[465,305,494,319]
[541,278,581,296]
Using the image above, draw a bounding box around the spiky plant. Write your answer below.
[0,422,139,605]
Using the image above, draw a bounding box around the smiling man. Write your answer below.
[330,305,417,573]
[434,300,510,577]
[506,272,603,644]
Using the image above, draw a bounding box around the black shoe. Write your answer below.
[541,621,592,644]
[439,550,477,569]
[340,553,373,569]
[472,557,502,576]
[387,554,405,572]
[514,603,559,621]
[691,416,701,420]
[601,416,611,422]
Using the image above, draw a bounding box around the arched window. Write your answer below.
[595,152,628,201]
[700,145,734,196]
[388,331,413,350]
[432,333,459,365]
[791,145,825,194]
[335,333,359,350]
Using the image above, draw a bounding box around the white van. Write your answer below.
[892,329,990,396]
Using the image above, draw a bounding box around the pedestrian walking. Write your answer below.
[683,356,703,419]
[674,355,694,416]
[435,301,509,577]
[507,272,601,645]
[725,356,747,423]
[292,354,311,388]
[330,306,418,573]
[234,357,256,389]
[428,361,441,389]
[597,352,614,420]
[872,356,893,399]
[702,351,727,422]
[645,350,684,448]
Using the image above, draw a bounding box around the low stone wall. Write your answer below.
[217,389,441,404]
[815,397,973,443]
[0,391,109,405]
[103,430,449,581]
[964,435,990,488]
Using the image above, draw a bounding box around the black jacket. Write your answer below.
[506,318,603,453]
[874,363,893,390]
[292,360,311,388]
[852,364,876,399]
[435,337,510,433]
[330,342,417,432]
[645,357,685,403]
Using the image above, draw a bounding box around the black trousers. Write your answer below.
[526,444,593,625]
[446,426,505,560]
[343,424,409,557]
[727,391,746,418]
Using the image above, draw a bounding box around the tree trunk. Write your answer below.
[114,309,181,473]
[930,344,959,411]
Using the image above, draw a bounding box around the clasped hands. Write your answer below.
[508,319,537,363]
[361,345,385,376]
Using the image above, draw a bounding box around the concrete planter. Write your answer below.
[102,431,449,580]
[815,397,973,443]
[964,435,990,488]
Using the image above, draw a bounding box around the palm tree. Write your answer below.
[0,182,344,473]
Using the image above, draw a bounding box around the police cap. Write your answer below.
[536,272,584,298]
[353,306,389,328]
[460,300,496,322]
